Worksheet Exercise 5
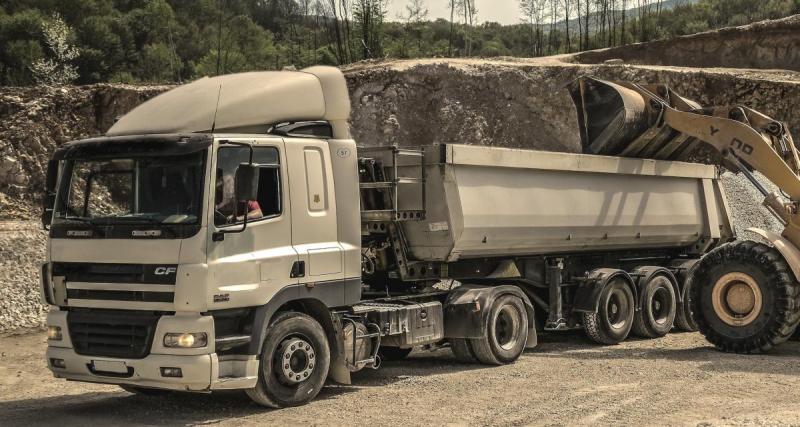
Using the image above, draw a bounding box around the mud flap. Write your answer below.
[444,284,537,349]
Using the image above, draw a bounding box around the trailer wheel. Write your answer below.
[583,278,635,345]
[246,312,330,408]
[690,241,800,353]
[449,338,478,363]
[674,278,699,332]
[378,346,413,361]
[469,295,528,365]
[632,274,676,338]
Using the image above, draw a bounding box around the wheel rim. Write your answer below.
[606,288,630,330]
[711,272,763,326]
[651,284,671,325]
[274,337,316,385]
[495,304,522,351]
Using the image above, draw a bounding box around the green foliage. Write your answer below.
[0,0,798,85]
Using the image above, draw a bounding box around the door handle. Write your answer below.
[290,261,305,278]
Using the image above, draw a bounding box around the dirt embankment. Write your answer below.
[572,14,800,71]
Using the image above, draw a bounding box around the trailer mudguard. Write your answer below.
[572,269,637,313]
[443,284,537,349]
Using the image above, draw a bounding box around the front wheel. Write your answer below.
[583,278,635,345]
[246,312,330,408]
[690,241,800,353]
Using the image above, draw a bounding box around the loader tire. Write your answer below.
[690,241,800,353]
[469,295,529,365]
[449,338,478,363]
[583,278,635,345]
[632,274,676,338]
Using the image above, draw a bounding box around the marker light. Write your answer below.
[164,332,208,348]
[47,326,62,341]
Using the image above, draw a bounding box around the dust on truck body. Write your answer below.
[40,66,732,407]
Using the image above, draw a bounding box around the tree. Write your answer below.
[30,13,79,85]
[399,0,429,57]
[353,0,388,59]
[519,0,546,56]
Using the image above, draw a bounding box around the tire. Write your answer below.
[674,278,699,332]
[632,274,676,338]
[469,295,528,365]
[378,346,413,361]
[119,385,171,396]
[583,278,635,345]
[689,241,800,354]
[245,312,330,408]
[449,338,478,363]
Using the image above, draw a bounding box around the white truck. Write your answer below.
[41,67,733,407]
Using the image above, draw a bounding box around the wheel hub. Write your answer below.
[712,272,763,326]
[274,337,315,385]
[495,305,521,350]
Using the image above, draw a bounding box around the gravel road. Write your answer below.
[2,331,800,426]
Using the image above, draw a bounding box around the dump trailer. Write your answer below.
[41,66,732,408]
[570,76,800,354]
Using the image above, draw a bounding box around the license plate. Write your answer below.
[92,360,128,374]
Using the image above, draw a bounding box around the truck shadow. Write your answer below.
[531,331,800,376]
[0,352,489,426]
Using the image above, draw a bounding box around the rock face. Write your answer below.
[572,14,800,71]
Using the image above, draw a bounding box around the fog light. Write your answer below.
[50,358,66,369]
[160,367,183,378]
[47,326,62,341]
[164,332,207,348]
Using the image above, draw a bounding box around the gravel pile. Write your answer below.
[0,221,47,334]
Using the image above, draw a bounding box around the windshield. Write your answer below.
[53,151,206,225]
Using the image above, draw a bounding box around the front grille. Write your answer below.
[66,289,174,303]
[52,262,177,285]
[68,310,160,359]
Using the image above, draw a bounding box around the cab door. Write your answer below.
[285,139,344,287]
[204,138,298,310]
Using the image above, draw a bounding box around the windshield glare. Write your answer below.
[54,151,206,225]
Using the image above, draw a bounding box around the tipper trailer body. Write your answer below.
[41,66,733,407]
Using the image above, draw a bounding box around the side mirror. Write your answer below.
[235,164,259,202]
[41,160,59,229]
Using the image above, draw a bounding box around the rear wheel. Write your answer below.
[469,295,529,365]
[690,241,800,353]
[583,278,635,345]
[449,338,478,363]
[674,265,699,332]
[246,312,330,408]
[632,274,676,338]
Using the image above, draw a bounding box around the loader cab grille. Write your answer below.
[67,309,161,359]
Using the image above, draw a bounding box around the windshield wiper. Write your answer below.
[90,216,163,225]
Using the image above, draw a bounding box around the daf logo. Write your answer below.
[154,267,177,275]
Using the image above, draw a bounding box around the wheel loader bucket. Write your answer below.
[567,77,704,161]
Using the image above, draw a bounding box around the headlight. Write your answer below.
[47,325,62,341]
[164,332,207,348]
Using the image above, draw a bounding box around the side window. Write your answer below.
[214,145,281,227]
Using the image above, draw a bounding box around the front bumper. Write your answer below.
[45,309,258,391]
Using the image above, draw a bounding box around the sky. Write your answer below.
[386,0,523,26]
